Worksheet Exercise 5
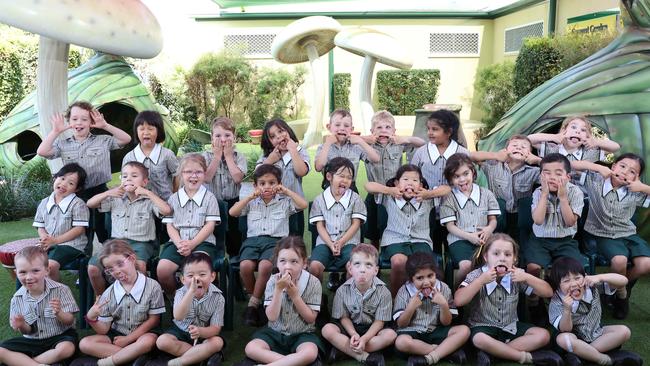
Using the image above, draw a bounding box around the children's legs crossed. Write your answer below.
[473,327,549,362]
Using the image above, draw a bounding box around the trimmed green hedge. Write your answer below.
[332,73,351,110]
[513,37,563,99]
[376,69,440,115]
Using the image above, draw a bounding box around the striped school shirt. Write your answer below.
[316,142,366,179]
[365,142,410,204]
[380,197,434,247]
[481,160,540,213]
[11,278,79,339]
[440,184,501,244]
[309,188,367,247]
[99,195,160,242]
[202,150,247,201]
[539,142,606,189]
[33,193,89,252]
[122,144,179,201]
[411,140,470,189]
[393,280,453,333]
[332,277,392,325]
[162,186,221,245]
[257,146,310,198]
[173,283,225,331]
[242,195,297,238]
[531,183,584,238]
[264,270,322,335]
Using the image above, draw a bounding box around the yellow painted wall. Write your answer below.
[492,2,548,63]
[556,0,620,34]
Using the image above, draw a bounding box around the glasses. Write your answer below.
[103,256,132,276]
[182,170,205,176]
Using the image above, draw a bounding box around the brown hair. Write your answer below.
[272,235,308,264]
[559,115,593,137]
[99,239,136,267]
[179,153,207,175]
[123,161,149,179]
[329,108,352,122]
[350,243,379,265]
[65,100,93,120]
[471,233,520,268]
[443,153,477,183]
[211,116,235,134]
[371,110,395,129]
[506,134,533,149]
[15,245,48,268]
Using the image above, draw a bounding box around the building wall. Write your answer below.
[555,0,619,33]
[492,2,549,63]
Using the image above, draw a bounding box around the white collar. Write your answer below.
[558,144,583,160]
[178,185,207,207]
[482,265,512,295]
[453,184,481,208]
[17,277,62,300]
[134,143,162,165]
[323,187,352,209]
[297,269,310,296]
[395,197,421,210]
[558,287,593,313]
[113,272,146,304]
[602,178,628,201]
[427,140,458,164]
[46,192,77,214]
[405,280,441,299]
[281,146,302,166]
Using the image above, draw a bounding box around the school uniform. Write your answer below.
[1,278,79,357]
[332,277,392,335]
[97,272,165,336]
[309,188,367,270]
[363,142,408,241]
[122,143,179,201]
[165,283,225,344]
[411,140,469,190]
[440,184,501,265]
[548,284,615,343]
[393,280,454,344]
[481,161,540,214]
[33,193,89,264]
[461,266,535,342]
[160,186,221,264]
[239,195,297,262]
[316,141,367,181]
[538,142,606,187]
[581,171,650,261]
[97,194,160,262]
[527,183,585,267]
[252,270,324,354]
[380,197,434,263]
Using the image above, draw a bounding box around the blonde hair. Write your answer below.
[329,108,352,122]
[211,116,235,134]
[99,239,135,267]
[178,153,207,175]
[471,233,519,269]
[506,134,532,148]
[371,110,395,129]
[15,246,48,267]
[559,115,593,137]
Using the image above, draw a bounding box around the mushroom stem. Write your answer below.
[359,55,377,135]
[37,37,70,173]
[302,41,326,147]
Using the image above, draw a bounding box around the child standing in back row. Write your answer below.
[37,101,132,243]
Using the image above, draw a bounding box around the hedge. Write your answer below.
[332,73,351,110]
[376,69,440,115]
[513,37,563,99]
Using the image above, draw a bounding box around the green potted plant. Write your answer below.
[248,129,263,144]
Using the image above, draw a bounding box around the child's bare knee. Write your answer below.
[610,256,628,271]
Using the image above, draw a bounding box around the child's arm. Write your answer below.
[86,297,112,335]
[628,179,650,196]
[527,132,561,149]
[511,268,553,297]
[277,185,308,211]
[432,290,452,326]
[532,186,548,226]
[477,215,498,244]
[454,268,496,306]
[90,110,131,146]
[40,226,85,251]
[315,136,337,172]
[557,294,574,332]
[204,146,222,182]
[286,139,309,177]
[229,191,257,217]
[470,150,509,163]
[586,136,620,153]
[585,273,628,290]
[188,221,217,250]
[36,114,70,157]
[167,223,182,245]
[339,316,360,340]
[570,160,612,177]
[557,177,579,227]
[315,221,337,254]
[49,298,75,326]
[286,280,318,324]
[223,141,245,183]
[364,182,402,198]
[393,135,426,148]
[192,324,221,340]
[135,187,172,216]
[173,285,195,321]
[395,293,422,328]
[349,135,380,163]
[416,185,452,200]
[87,186,124,208]
[335,218,361,248]
[445,222,482,245]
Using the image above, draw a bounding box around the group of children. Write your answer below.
[0,101,648,366]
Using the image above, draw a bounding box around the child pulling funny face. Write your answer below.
[561,118,590,149]
[483,239,516,277]
[182,260,216,299]
[276,248,306,290]
[327,166,353,198]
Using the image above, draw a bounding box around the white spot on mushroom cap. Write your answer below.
[334,27,413,70]
[271,16,342,64]
[0,0,162,59]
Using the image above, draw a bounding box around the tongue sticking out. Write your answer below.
[338,187,347,196]
[571,289,580,298]
[495,265,508,275]
[421,287,432,297]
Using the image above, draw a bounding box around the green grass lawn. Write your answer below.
[2,145,650,364]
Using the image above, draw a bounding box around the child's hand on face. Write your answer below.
[480,267,497,285]
[387,186,403,200]
[285,138,298,152]
[250,188,262,199]
[562,293,574,310]
[409,291,423,307]
[134,186,149,197]
[365,134,378,145]
[582,275,599,288]
[90,109,108,130]
[222,140,234,157]
[277,272,292,291]
[540,175,550,195]
[212,140,223,158]
[431,288,447,306]
[188,276,199,293]
[274,184,287,195]
[348,134,363,145]
[325,134,338,145]
[286,280,299,298]
[583,136,597,150]
[109,185,126,198]
[557,176,569,199]
[414,187,429,202]
[10,314,25,330]
[627,179,645,192]
[50,113,71,134]
[391,135,407,145]
[496,149,510,162]
[525,153,541,165]
[510,267,529,283]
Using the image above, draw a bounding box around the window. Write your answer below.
[504,21,544,53]
[223,33,276,58]
[429,32,480,57]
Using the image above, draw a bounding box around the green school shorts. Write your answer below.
[163,322,224,346]
[239,236,280,262]
[252,327,325,355]
[470,322,534,343]
[0,328,77,358]
[310,244,354,271]
[380,242,432,263]
[524,234,585,268]
[332,321,372,337]
[595,234,650,261]
[448,240,479,265]
[48,245,84,265]
[159,241,218,266]
[396,326,451,359]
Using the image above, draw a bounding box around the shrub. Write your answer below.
[332,73,351,110]
[0,43,24,118]
[376,69,440,115]
[0,171,50,222]
[553,31,616,71]
[513,37,563,99]
[473,61,517,139]
[248,66,306,130]
[243,148,262,181]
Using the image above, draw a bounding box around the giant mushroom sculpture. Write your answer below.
[335,27,413,134]
[0,0,162,171]
[272,16,341,147]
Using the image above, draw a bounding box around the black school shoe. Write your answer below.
[612,295,630,320]
[243,305,259,326]
[327,272,341,291]
[476,350,492,366]
[608,349,643,366]
[407,356,428,366]
[530,350,563,366]
[207,351,224,366]
[133,353,153,366]
[563,353,583,366]
[446,349,467,364]
[327,346,342,364]
[364,352,385,366]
